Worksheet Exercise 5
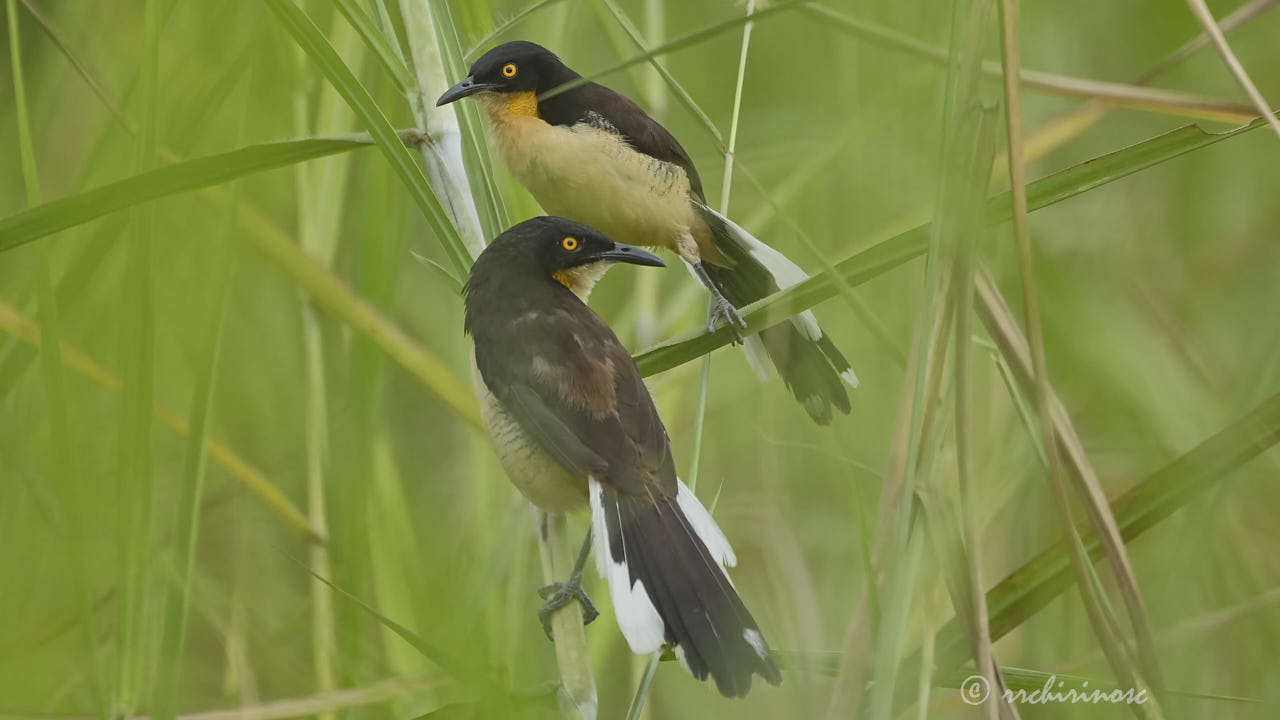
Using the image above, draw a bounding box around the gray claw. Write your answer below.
[708,296,747,342]
[537,571,599,641]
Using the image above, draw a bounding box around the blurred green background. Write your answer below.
[1,0,1278,718]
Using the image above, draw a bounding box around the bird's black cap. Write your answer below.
[465,217,663,314]
[437,41,578,106]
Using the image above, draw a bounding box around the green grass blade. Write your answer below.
[941,105,1007,720]
[283,552,491,689]
[411,250,465,291]
[292,12,367,268]
[538,0,806,101]
[915,389,1280,684]
[595,0,724,148]
[685,0,758,492]
[333,0,415,90]
[683,348,713,495]
[9,4,42,207]
[265,0,474,275]
[17,0,133,129]
[633,113,1279,377]
[735,163,905,368]
[225,201,483,428]
[359,157,437,692]
[463,0,566,61]
[287,36,349,710]
[113,0,162,713]
[624,654,661,720]
[302,301,338,713]
[180,185,482,431]
[6,0,107,710]
[0,298,321,541]
[865,2,996,714]
[150,173,239,720]
[0,136,379,254]
[863,517,929,718]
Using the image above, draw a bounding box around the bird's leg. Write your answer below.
[675,233,747,339]
[537,529,599,640]
[691,261,748,338]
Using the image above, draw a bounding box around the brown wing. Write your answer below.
[474,294,676,497]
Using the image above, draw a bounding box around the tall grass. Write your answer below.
[1,2,1279,719]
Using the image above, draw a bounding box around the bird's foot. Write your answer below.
[537,569,599,640]
[688,260,748,342]
[707,295,748,342]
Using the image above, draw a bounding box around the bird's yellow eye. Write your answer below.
[502,62,518,78]
[562,236,579,251]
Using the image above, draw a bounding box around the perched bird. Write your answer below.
[439,40,857,424]
[465,216,782,697]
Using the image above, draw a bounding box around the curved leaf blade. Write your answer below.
[0,136,376,254]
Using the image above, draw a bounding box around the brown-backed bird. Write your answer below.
[464,216,782,697]
[440,40,857,424]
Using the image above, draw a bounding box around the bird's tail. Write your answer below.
[695,204,856,425]
[589,477,782,698]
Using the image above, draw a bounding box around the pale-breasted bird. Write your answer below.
[464,216,782,697]
[440,41,857,424]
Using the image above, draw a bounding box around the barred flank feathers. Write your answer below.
[589,478,781,698]
[695,204,856,424]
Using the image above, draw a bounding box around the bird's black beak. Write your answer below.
[436,76,499,106]
[594,242,666,268]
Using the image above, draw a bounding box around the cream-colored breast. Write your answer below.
[472,354,588,511]
[482,107,697,248]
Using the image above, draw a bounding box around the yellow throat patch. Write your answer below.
[505,91,540,118]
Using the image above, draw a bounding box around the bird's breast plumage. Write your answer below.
[471,352,589,511]
[479,98,698,249]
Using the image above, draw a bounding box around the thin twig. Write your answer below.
[17,0,134,129]
[1139,0,1280,84]
[1184,0,1280,138]
[822,320,923,717]
[538,1,805,106]
[802,3,1258,124]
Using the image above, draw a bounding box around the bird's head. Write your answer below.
[436,41,575,115]
[466,217,665,304]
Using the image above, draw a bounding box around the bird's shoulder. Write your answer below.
[541,81,705,201]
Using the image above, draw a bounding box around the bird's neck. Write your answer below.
[465,269,579,337]
[553,261,611,302]
[476,91,542,122]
